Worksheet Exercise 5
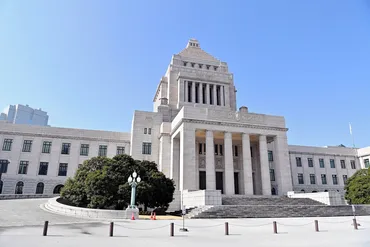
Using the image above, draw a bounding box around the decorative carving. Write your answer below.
[199,159,206,168]
[216,159,223,169]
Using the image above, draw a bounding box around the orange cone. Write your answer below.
[131,212,135,220]
[153,212,157,220]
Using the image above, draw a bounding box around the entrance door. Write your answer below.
[216,172,224,194]
[199,171,206,190]
[234,172,239,194]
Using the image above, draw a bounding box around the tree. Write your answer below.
[345,168,370,204]
[60,154,175,210]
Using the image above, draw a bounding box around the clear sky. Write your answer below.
[0,0,369,148]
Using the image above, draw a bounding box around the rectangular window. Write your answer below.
[116,146,125,155]
[80,144,89,156]
[199,171,206,190]
[234,145,238,157]
[308,158,313,167]
[298,173,304,184]
[268,151,273,162]
[319,158,325,168]
[310,174,316,184]
[330,159,335,168]
[340,160,346,169]
[61,143,71,155]
[202,84,207,104]
[296,157,302,167]
[58,163,68,176]
[270,169,275,181]
[209,85,213,105]
[18,161,28,174]
[204,143,206,154]
[144,128,147,134]
[98,145,108,157]
[142,142,152,155]
[0,160,9,173]
[22,140,32,152]
[332,174,338,185]
[42,141,52,153]
[321,174,327,185]
[38,162,49,175]
[148,128,151,135]
[188,82,192,102]
[365,159,370,168]
[343,175,348,184]
[198,143,202,154]
[215,144,218,155]
[219,144,223,156]
[350,160,356,169]
[216,85,221,105]
[2,139,13,151]
[250,147,253,157]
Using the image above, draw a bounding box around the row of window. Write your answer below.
[198,143,242,157]
[183,61,218,71]
[297,173,347,185]
[1,139,126,156]
[295,157,356,169]
[0,159,69,176]
[0,181,64,195]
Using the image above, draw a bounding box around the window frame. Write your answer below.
[58,163,68,176]
[98,145,108,157]
[298,173,304,184]
[42,141,52,154]
[332,174,338,185]
[22,140,32,152]
[61,143,71,155]
[142,142,152,155]
[2,138,13,151]
[350,160,356,169]
[340,160,346,169]
[330,159,335,168]
[18,161,29,174]
[365,159,370,168]
[0,160,9,173]
[308,158,314,167]
[309,174,316,184]
[116,146,125,155]
[38,162,49,175]
[321,174,327,185]
[296,157,302,167]
[319,158,325,168]
[80,144,89,156]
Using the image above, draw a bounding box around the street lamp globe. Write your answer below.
[128,176,133,183]
[132,171,137,178]
[137,176,141,183]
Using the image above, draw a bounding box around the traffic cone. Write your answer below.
[131,212,135,220]
[153,212,157,220]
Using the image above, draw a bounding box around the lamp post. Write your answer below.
[127,171,141,208]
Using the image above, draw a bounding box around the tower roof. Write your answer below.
[177,39,219,62]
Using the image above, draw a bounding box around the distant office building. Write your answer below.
[0,104,49,126]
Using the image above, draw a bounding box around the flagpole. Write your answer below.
[349,123,355,149]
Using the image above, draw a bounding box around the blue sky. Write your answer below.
[0,0,369,148]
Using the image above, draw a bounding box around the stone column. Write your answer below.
[170,137,180,189]
[224,132,235,195]
[274,135,293,194]
[213,84,217,105]
[259,135,271,195]
[180,126,196,191]
[191,81,195,103]
[206,130,216,190]
[242,133,253,195]
[199,83,203,104]
[178,80,184,102]
[184,81,188,102]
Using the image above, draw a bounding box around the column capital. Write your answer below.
[224,132,232,138]
[206,130,214,137]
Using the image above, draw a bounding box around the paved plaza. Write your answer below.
[1,199,370,247]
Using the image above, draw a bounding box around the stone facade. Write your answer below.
[0,39,369,210]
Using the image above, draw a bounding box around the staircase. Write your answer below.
[188,196,370,219]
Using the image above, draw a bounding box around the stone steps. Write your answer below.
[222,196,324,206]
[191,205,370,219]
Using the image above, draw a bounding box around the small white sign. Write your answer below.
[352,205,356,213]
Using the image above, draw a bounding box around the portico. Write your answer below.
[167,105,293,198]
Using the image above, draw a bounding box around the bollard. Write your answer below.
[273,221,277,234]
[43,221,49,236]
[314,220,319,232]
[353,219,358,230]
[109,222,114,237]
[170,222,174,237]
[225,222,229,235]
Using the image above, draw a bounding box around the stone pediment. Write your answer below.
[177,39,220,63]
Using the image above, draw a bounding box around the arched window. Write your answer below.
[36,182,44,194]
[312,190,317,193]
[0,180,3,194]
[324,190,328,192]
[53,184,64,194]
[271,187,276,195]
[15,181,24,194]
[300,189,305,193]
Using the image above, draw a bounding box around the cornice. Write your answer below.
[0,130,130,144]
[288,151,357,158]
[170,118,288,136]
